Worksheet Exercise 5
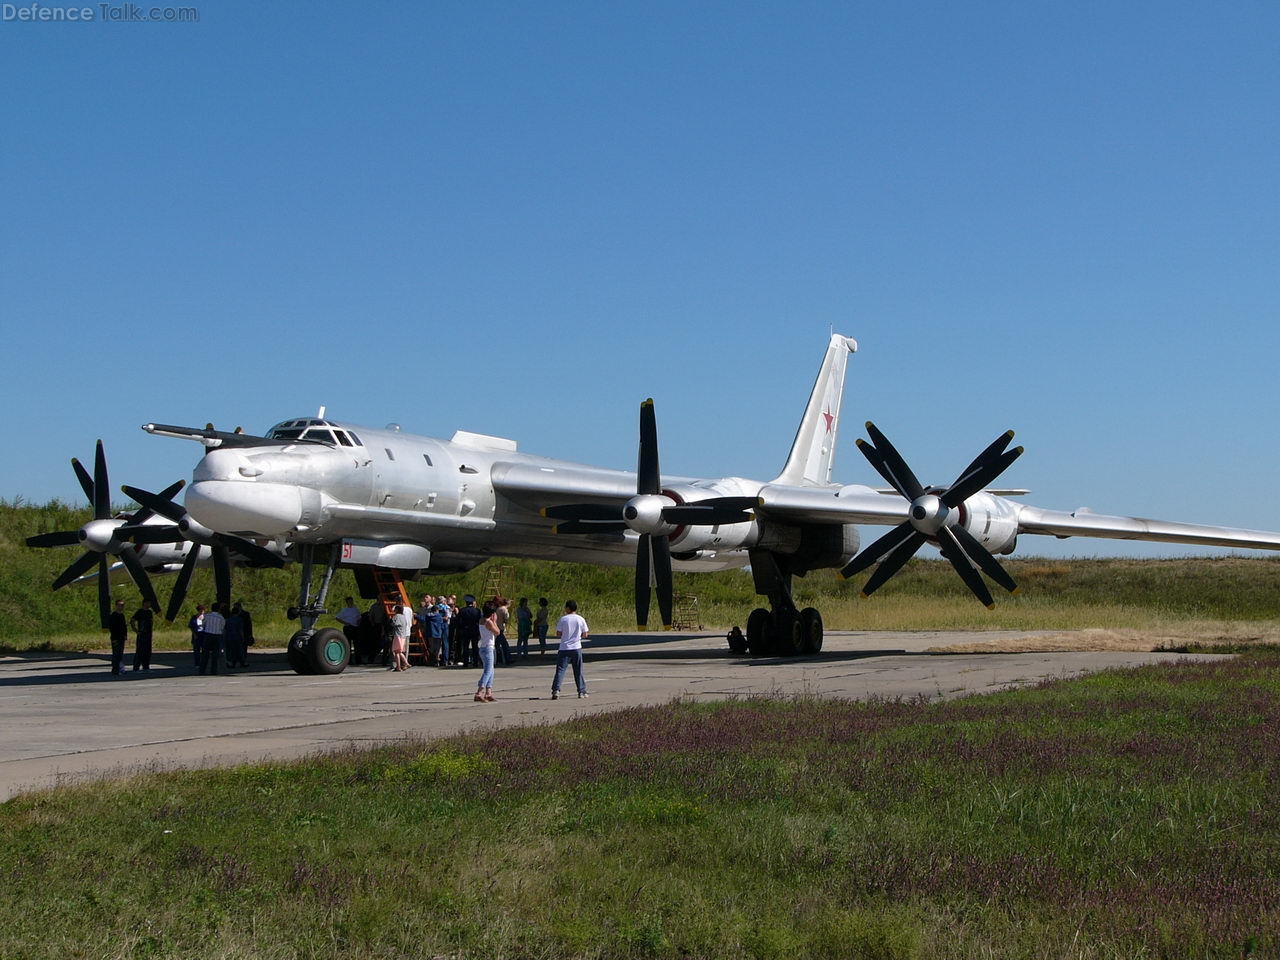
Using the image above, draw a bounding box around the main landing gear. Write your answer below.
[286,543,351,675]
[737,550,824,658]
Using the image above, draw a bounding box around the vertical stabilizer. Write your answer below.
[771,334,858,487]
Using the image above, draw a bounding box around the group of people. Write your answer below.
[103,599,254,676]
[186,601,255,674]
[332,593,591,701]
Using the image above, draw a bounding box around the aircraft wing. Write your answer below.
[1014,505,1280,551]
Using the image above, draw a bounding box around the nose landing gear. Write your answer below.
[286,543,350,675]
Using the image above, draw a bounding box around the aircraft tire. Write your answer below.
[287,631,315,675]
[799,607,823,655]
[773,609,801,656]
[746,608,772,656]
[308,627,350,675]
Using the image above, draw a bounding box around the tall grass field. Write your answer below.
[7,499,1280,650]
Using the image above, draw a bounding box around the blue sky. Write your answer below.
[2,1,1277,557]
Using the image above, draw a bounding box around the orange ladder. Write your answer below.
[371,568,428,664]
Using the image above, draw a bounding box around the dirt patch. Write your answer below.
[926,624,1280,654]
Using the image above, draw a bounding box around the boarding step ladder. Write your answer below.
[670,593,702,631]
[371,568,428,664]
[481,564,515,602]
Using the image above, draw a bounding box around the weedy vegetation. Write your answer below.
[2,654,1279,958]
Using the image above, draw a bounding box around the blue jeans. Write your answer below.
[552,649,586,695]
[478,645,495,688]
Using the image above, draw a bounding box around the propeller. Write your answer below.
[119,483,284,620]
[839,422,1024,608]
[23,441,177,627]
[543,400,759,628]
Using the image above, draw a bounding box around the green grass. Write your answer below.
[3,654,1279,958]
[8,499,1280,651]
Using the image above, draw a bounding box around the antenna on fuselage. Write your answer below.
[317,405,326,418]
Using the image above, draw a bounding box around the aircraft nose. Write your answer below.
[186,480,302,537]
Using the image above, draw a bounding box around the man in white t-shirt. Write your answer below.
[551,599,590,700]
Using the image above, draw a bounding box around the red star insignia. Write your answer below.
[822,408,834,433]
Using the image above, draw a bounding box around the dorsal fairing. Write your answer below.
[772,334,858,487]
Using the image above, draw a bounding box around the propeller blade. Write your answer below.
[860,530,926,598]
[635,534,652,628]
[864,423,925,501]
[662,497,759,526]
[165,547,200,622]
[637,399,661,496]
[115,524,184,544]
[213,545,232,607]
[855,439,907,497]
[93,440,110,520]
[215,533,285,567]
[541,504,623,522]
[52,551,99,591]
[551,520,629,535]
[839,521,915,580]
[937,527,995,608]
[951,430,1015,489]
[71,457,94,503]
[25,530,81,548]
[949,524,1019,594]
[652,533,673,628]
[118,546,160,611]
[942,446,1024,508]
[125,479,186,526]
[122,485,186,523]
[97,556,111,628]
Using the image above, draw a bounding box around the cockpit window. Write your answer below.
[267,417,361,446]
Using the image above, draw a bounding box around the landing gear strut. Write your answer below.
[286,543,350,675]
[737,550,824,657]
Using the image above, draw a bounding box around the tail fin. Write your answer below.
[772,334,858,487]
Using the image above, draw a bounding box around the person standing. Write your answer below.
[551,599,590,700]
[107,599,128,676]
[335,597,362,664]
[130,599,154,672]
[223,604,246,669]
[492,595,512,666]
[515,598,533,658]
[453,595,482,668]
[390,603,412,672]
[199,601,226,675]
[187,604,206,668]
[474,600,501,702]
[535,598,550,656]
[238,601,255,655]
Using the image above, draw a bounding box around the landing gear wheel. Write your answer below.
[287,631,315,675]
[772,609,801,656]
[746,608,772,656]
[308,627,350,675]
[799,607,824,655]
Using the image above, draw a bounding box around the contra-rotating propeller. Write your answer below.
[119,482,285,621]
[542,399,758,628]
[839,422,1024,608]
[23,440,180,627]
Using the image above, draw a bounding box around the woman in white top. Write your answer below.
[390,603,412,672]
[475,601,501,702]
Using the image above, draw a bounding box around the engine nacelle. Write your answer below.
[959,492,1019,555]
[664,477,766,554]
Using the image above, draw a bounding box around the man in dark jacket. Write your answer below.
[130,599,154,671]
[107,599,128,676]
[453,595,482,668]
